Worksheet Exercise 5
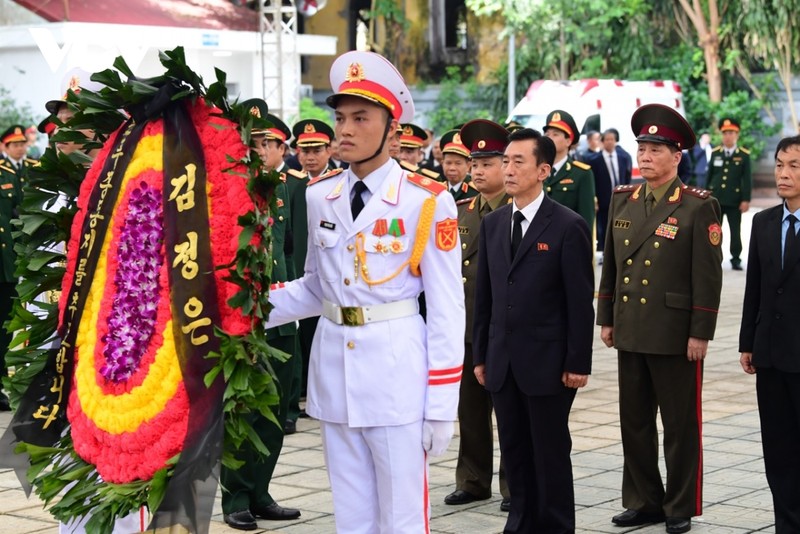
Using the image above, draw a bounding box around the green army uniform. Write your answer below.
[450,181,479,202]
[0,158,22,401]
[706,136,751,269]
[598,104,723,526]
[545,158,596,232]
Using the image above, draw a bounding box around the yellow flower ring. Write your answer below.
[66,101,252,483]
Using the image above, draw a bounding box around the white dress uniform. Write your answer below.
[266,158,465,532]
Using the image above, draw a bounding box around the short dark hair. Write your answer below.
[775,135,800,159]
[603,128,620,142]
[507,127,556,167]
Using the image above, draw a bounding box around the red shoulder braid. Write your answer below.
[406,172,447,195]
[681,184,712,199]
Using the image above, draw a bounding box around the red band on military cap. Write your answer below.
[297,131,331,146]
[470,138,506,154]
[720,123,740,132]
[638,123,685,147]
[547,120,575,142]
[443,143,470,158]
[2,130,26,144]
[266,128,288,142]
[43,122,56,135]
[337,79,403,120]
[400,134,424,147]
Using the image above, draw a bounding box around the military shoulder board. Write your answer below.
[0,162,14,173]
[308,167,343,187]
[739,147,751,155]
[456,197,473,206]
[572,160,591,170]
[613,184,637,194]
[287,168,307,180]
[681,185,712,199]
[419,167,441,180]
[407,173,446,195]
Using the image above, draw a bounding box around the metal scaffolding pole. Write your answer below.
[259,0,300,121]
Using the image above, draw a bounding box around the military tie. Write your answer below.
[511,210,525,258]
[351,180,367,220]
[645,192,656,217]
[784,214,798,271]
[608,153,618,186]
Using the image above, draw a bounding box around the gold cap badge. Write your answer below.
[249,106,261,118]
[648,125,658,134]
[305,123,316,133]
[345,62,365,83]
[477,140,486,149]
[552,112,561,122]
[454,133,462,145]
[403,126,413,135]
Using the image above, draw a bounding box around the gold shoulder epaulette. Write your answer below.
[308,167,343,186]
[419,167,441,180]
[288,168,307,179]
[279,172,287,182]
[24,157,37,165]
[456,197,473,206]
[398,160,418,172]
[614,184,637,193]
[711,146,723,153]
[739,147,751,155]
[0,163,14,173]
[407,173,447,195]
[681,184,712,199]
[572,160,591,170]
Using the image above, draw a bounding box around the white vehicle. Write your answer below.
[507,79,685,178]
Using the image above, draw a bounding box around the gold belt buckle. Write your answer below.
[340,306,365,326]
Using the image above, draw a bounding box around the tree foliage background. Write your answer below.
[441,0,794,159]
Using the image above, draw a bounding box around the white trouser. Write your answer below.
[321,421,429,534]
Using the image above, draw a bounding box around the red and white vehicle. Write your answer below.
[507,79,685,178]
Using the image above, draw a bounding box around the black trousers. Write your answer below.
[492,371,576,534]
[756,367,800,533]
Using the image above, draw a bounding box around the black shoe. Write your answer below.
[298,409,311,419]
[284,420,296,435]
[732,262,743,271]
[443,489,489,505]
[612,509,666,526]
[223,510,258,531]
[666,517,691,533]
[0,393,10,412]
[500,497,511,512]
[251,502,301,520]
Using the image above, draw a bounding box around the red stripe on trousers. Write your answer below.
[694,359,703,516]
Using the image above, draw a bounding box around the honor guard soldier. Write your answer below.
[706,118,752,270]
[444,119,510,511]
[220,99,300,530]
[542,110,596,233]
[0,126,27,411]
[598,104,723,534]
[398,122,442,182]
[264,50,465,533]
[440,129,479,201]
[286,118,336,430]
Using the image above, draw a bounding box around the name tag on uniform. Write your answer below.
[320,220,336,230]
[655,223,679,239]
[614,219,631,229]
[713,159,723,167]
[458,226,469,235]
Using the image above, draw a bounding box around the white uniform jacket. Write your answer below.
[265,159,465,427]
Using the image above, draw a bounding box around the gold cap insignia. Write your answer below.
[477,140,486,149]
[345,62,365,83]
[453,133,462,145]
[249,106,261,118]
[304,123,316,133]
[648,125,658,134]
[14,127,22,135]
[68,75,80,91]
[552,112,561,122]
[403,126,413,135]
[723,119,731,126]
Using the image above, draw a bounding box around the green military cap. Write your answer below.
[1,125,26,144]
[399,123,426,148]
[543,109,579,144]
[240,98,270,135]
[292,119,334,147]
[37,116,55,135]
[718,118,740,132]
[265,113,291,144]
[459,119,509,158]
[504,119,523,133]
[439,129,470,158]
[632,104,696,150]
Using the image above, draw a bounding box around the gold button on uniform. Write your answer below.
[279,215,284,221]
[546,186,552,192]
[463,260,470,266]
[626,259,633,265]
[562,187,568,191]
[644,260,651,266]
[654,242,660,248]
[347,244,355,252]
[462,243,467,250]
[344,278,351,286]
[721,184,726,189]
[624,239,630,246]
[347,341,355,349]
[623,277,630,284]
[622,296,628,302]
[640,298,647,304]
[642,279,649,286]
[462,277,467,284]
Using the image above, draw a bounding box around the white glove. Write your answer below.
[422,420,454,457]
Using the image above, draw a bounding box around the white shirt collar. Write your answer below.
[552,155,568,174]
[512,190,545,224]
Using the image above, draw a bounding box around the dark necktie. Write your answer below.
[511,211,525,258]
[784,214,798,270]
[351,180,367,220]
[645,192,656,217]
[608,154,618,186]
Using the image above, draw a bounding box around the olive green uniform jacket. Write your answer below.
[545,157,596,235]
[706,146,752,207]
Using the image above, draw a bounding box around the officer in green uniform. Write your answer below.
[397,123,443,181]
[440,129,479,202]
[220,100,301,530]
[0,125,31,411]
[542,110,596,233]
[444,119,510,510]
[597,104,723,534]
[285,119,335,432]
[706,118,751,270]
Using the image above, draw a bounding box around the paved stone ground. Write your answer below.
[0,195,784,533]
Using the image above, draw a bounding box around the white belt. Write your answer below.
[322,298,419,326]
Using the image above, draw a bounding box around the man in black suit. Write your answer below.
[739,135,800,533]
[473,128,595,533]
[591,128,633,252]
